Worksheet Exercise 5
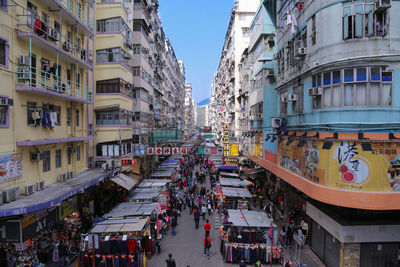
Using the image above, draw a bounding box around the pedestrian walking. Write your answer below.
[203,236,211,258]
[239,258,247,267]
[171,216,177,236]
[280,226,287,247]
[201,205,207,220]
[207,202,212,216]
[193,206,200,229]
[204,219,211,237]
[165,253,176,267]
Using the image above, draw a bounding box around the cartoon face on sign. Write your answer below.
[334,142,371,185]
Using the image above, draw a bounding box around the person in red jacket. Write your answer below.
[204,219,211,237]
[203,236,211,258]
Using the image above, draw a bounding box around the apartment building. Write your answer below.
[246,0,400,266]
[184,83,195,139]
[0,0,114,245]
[0,0,185,252]
[94,0,136,174]
[210,0,259,147]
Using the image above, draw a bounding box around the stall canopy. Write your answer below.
[138,179,170,188]
[220,178,242,187]
[110,173,139,191]
[103,202,159,219]
[244,168,264,177]
[227,209,273,228]
[221,187,252,198]
[91,218,148,233]
[127,187,163,202]
[151,169,175,178]
[162,160,179,164]
[217,165,237,171]
[220,172,240,178]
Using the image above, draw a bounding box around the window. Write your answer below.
[42,151,50,172]
[96,109,132,125]
[312,67,391,109]
[133,44,141,54]
[242,28,250,38]
[343,3,389,40]
[27,101,37,126]
[133,66,140,76]
[76,109,80,127]
[311,15,316,45]
[0,37,8,67]
[0,106,7,126]
[239,14,246,21]
[293,86,303,113]
[0,0,7,11]
[280,92,288,115]
[96,47,124,63]
[96,17,132,40]
[76,146,80,161]
[133,112,141,121]
[55,149,61,168]
[67,149,71,165]
[96,78,124,94]
[67,107,71,126]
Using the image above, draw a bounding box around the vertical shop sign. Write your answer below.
[224,124,230,157]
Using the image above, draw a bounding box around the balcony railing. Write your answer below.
[16,66,92,102]
[55,0,94,31]
[17,11,94,67]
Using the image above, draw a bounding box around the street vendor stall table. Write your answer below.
[221,209,281,265]
[127,188,163,204]
[137,179,170,188]
[221,187,252,209]
[220,172,240,178]
[220,178,242,187]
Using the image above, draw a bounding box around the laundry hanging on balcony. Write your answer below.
[286,13,298,34]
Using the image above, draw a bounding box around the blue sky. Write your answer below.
[158,0,235,103]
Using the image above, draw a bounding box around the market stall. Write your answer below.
[221,187,252,209]
[150,169,176,180]
[127,188,163,204]
[220,172,240,178]
[221,209,281,265]
[137,179,170,188]
[219,178,242,188]
[83,217,149,267]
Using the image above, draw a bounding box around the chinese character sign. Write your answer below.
[147,147,154,155]
[172,147,179,155]
[155,147,163,155]
[279,140,400,192]
[0,153,23,182]
[163,147,171,155]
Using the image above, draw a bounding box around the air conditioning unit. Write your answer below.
[258,114,263,119]
[2,187,19,203]
[67,171,74,179]
[266,35,274,43]
[124,53,132,59]
[280,96,287,103]
[288,94,297,101]
[36,180,45,191]
[101,163,109,172]
[19,55,29,65]
[308,88,315,96]
[272,118,281,129]
[315,87,322,95]
[375,0,391,11]
[24,184,35,196]
[296,47,307,57]
[266,69,275,77]
[58,82,69,93]
[249,115,255,120]
[18,67,30,80]
[273,53,281,60]
[30,152,41,162]
[48,29,59,41]
[63,42,72,52]
[59,173,68,182]
[0,98,8,106]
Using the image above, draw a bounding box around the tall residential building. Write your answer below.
[0,0,112,241]
[246,0,400,266]
[184,83,195,139]
[94,0,135,175]
[210,0,259,146]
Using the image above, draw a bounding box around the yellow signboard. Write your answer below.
[229,144,239,156]
[279,140,400,192]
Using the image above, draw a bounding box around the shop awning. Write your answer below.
[217,165,237,171]
[91,218,148,233]
[138,179,170,188]
[126,187,162,201]
[103,202,159,219]
[221,187,252,198]
[162,160,179,164]
[0,169,113,217]
[111,173,139,191]
[220,178,242,187]
[227,209,273,228]
[244,168,264,176]
[151,169,174,178]
[220,172,240,178]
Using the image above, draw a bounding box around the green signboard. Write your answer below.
[197,147,205,154]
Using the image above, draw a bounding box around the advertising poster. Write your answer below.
[229,144,239,157]
[279,140,400,192]
[0,153,23,182]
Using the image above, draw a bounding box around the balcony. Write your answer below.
[16,12,94,69]
[16,66,92,103]
[30,0,95,35]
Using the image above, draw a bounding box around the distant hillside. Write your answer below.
[197,98,210,106]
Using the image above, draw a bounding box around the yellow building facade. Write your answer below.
[0,0,110,219]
